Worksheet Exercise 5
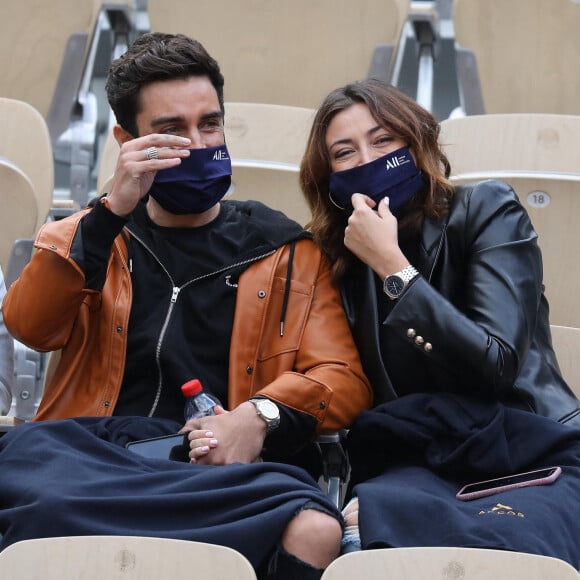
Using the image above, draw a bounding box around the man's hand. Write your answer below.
[106,134,191,217]
[181,402,267,465]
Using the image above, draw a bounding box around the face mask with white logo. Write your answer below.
[329,146,425,218]
[148,144,232,215]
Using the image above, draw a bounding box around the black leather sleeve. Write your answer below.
[386,180,542,398]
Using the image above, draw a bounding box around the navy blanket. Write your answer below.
[347,394,580,568]
[0,416,340,570]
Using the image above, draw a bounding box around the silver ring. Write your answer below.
[145,146,159,160]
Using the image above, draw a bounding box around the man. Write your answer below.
[1,33,372,579]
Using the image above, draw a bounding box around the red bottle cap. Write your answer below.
[181,379,203,397]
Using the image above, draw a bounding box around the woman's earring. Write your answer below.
[328,191,345,210]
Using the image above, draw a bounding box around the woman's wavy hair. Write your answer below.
[300,79,454,283]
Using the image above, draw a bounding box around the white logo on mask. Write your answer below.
[385,154,411,170]
[213,149,230,161]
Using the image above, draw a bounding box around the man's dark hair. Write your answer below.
[106,32,225,136]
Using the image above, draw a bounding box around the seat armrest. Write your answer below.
[0,415,25,436]
[455,46,485,116]
[316,430,350,508]
[408,1,440,112]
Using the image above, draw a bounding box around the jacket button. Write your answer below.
[49,244,57,250]
[104,401,110,408]
[246,365,253,374]
[116,326,123,333]
[319,401,326,409]
[414,336,425,346]
[257,290,266,298]
[407,328,416,338]
[424,342,433,352]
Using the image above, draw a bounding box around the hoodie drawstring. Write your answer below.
[279,241,296,337]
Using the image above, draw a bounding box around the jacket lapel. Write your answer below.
[416,213,448,282]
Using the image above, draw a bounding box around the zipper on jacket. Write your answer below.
[125,226,275,417]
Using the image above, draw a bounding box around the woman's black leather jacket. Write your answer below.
[341,179,580,426]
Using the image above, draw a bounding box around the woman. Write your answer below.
[300,79,580,567]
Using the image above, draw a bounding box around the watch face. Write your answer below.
[384,275,405,298]
[259,399,279,420]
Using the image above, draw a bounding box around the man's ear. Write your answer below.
[113,124,135,146]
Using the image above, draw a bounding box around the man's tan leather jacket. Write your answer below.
[3,210,372,430]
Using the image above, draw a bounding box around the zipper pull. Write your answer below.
[171,286,180,303]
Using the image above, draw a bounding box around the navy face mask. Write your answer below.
[328,146,425,218]
[148,144,232,215]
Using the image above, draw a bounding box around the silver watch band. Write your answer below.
[382,265,419,300]
[396,265,419,284]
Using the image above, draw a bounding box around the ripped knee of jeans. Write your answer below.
[295,499,343,525]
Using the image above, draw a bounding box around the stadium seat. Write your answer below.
[146,0,410,109]
[0,98,58,421]
[225,102,314,166]
[0,98,55,235]
[439,113,580,327]
[0,0,139,210]
[0,1,94,122]
[321,547,580,579]
[0,160,37,277]
[452,0,580,115]
[0,536,257,580]
[224,102,315,225]
[550,325,580,400]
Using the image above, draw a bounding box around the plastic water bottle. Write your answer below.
[181,379,221,421]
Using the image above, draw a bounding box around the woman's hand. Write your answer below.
[345,193,409,278]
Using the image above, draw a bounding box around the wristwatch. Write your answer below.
[249,398,281,433]
[383,265,419,300]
